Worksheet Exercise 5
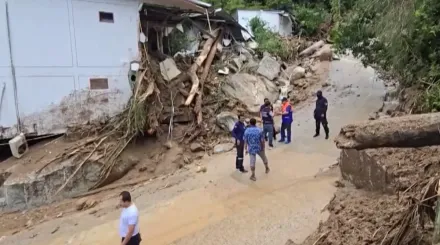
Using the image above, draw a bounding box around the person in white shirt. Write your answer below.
[119,191,141,245]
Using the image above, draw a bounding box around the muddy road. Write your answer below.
[2,58,385,245]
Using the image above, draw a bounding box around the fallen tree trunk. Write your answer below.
[195,29,223,124]
[335,112,440,150]
[185,28,219,106]
[299,40,325,57]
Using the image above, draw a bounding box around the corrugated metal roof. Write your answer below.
[141,0,207,13]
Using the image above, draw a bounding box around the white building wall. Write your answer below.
[235,10,291,37]
[0,0,139,139]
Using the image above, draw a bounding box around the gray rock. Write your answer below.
[257,56,281,80]
[190,143,204,152]
[160,58,181,81]
[216,112,238,132]
[222,73,279,113]
[381,101,399,114]
[283,66,305,82]
[213,143,235,154]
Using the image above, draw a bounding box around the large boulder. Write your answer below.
[213,143,235,154]
[222,73,279,113]
[283,66,305,82]
[216,112,238,132]
[257,56,281,80]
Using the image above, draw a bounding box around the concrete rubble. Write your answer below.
[160,58,181,81]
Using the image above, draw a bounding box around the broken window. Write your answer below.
[89,78,109,90]
[99,12,114,23]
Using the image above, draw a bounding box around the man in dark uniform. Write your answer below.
[313,90,329,139]
[260,98,275,147]
[232,115,248,172]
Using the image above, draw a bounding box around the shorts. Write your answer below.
[249,150,268,168]
[121,233,141,245]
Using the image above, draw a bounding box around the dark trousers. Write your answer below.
[121,233,141,245]
[315,116,329,136]
[280,122,292,142]
[235,139,244,171]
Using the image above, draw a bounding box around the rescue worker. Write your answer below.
[260,98,275,147]
[232,115,248,173]
[313,90,329,139]
[279,97,293,144]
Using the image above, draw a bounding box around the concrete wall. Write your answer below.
[0,0,139,139]
[234,10,291,37]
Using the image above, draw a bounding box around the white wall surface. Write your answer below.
[0,0,139,139]
[235,10,291,37]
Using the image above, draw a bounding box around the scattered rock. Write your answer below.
[257,56,281,80]
[285,239,298,245]
[222,73,279,113]
[381,101,399,115]
[194,152,205,160]
[0,236,6,242]
[283,66,306,82]
[159,58,181,81]
[56,212,63,218]
[25,219,33,228]
[368,112,378,120]
[30,233,38,239]
[163,141,173,149]
[322,82,331,87]
[75,198,98,211]
[138,166,147,172]
[51,226,60,234]
[315,44,333,61]
[334,180,345,188]
[196,166,207,173]
[190,143,204,152]
[216,112,238,132]
[218,67,229,75]
[213,143,235,154]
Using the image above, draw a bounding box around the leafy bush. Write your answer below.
[331,0,440,112]
[293,4,330,36]
[249,17,289,60]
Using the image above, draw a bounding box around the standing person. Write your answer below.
[244,118,270,181]
[260,98,275,147]
[313,90,329,139]
[232,115,248,173]
[119,191,141,245]
[279,97,293,144]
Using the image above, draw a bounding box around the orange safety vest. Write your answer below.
[282,102,291,113]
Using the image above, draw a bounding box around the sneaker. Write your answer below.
[278,139,285,143]
[313,134,319,138]
[239,168,248,173]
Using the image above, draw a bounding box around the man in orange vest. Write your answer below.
[279,97,293,144]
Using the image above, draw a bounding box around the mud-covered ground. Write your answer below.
[302,146,440,245]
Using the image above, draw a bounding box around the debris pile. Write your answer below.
[0,0,335,206]
[299,110,440,245]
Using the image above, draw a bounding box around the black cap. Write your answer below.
[282,97,288,102]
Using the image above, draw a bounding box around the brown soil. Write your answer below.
[302,146,440,245]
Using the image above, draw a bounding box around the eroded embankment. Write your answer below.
[302,146,440,245]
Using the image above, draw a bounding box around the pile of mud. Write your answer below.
[302,146,440,245]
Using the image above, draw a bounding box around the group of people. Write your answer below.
[115,91,330,245]
[232,90,329,181]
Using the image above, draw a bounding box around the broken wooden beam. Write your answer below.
[335,112,440,150]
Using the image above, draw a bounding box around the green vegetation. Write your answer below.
[293,3,330,36]
[249,17,289,59]
[330,0,440,112]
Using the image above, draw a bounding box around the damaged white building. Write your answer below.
[0,0,247,140]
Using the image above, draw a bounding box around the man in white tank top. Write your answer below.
[119,191,141,245]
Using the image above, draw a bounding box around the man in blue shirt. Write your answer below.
[232,115,248,173]
[260,98,275,147]
[244,118,270,181]
[279,97,293,144]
